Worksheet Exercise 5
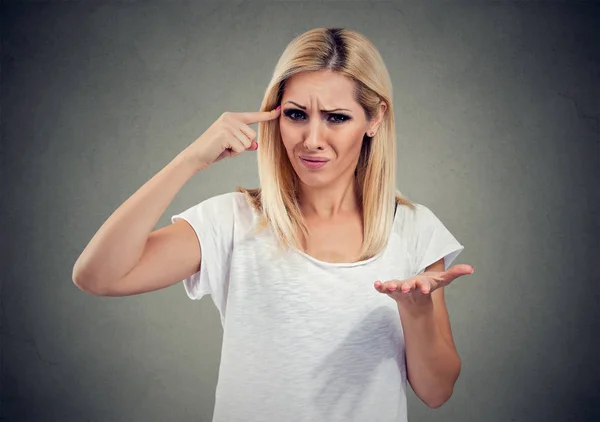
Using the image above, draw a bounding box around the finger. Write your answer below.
[386,281,399,292]
[237,106,281,124]
[238,124,257,143]
[414,278,431,294]
[442,264,475,283]
[384,280,406,293]
[400,281,414,294]
[227,137,248,158]
[375,280,396,293]
[231,129,252,151]
[237,124,258,151]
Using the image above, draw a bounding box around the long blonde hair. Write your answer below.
[238,27,415,260]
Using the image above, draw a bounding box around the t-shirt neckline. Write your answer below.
[291,203,400,268]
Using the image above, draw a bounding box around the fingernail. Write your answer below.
[275,105,281,111]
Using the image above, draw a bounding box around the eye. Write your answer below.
[283,109,351,124]
[283,109,306,121]
[328,113,351,124]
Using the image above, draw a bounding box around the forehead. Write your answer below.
[282,71,358,106]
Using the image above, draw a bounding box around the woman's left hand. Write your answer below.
[374,264,474,306]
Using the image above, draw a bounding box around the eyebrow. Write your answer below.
[284,101,352,113]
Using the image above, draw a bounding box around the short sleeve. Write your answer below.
[410,204,465,276]
[170,193,235,306]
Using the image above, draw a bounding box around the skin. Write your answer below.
[279,69,385,220]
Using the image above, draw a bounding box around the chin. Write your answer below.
[296,174,332,189]
[291,164,333,188]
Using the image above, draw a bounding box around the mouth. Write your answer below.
[299,156,329,170]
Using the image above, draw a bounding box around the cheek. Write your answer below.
[335,129,366,155]
[279,122,295,151]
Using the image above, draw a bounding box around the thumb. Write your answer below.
[442,264,475,282]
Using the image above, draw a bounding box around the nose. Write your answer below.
[303,120,325,151]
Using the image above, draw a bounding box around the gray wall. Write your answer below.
[2,1,598,421]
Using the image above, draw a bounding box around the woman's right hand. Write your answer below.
[182,106,281,171]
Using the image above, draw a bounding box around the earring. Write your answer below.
[368,131,375,137]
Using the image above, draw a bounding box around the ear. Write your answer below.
[369,101,387,133]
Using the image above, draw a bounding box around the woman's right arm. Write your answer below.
[72,107,281,297]
[72,152,202,296]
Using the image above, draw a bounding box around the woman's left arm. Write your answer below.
[399,258,460,408]
[375,258,474,408]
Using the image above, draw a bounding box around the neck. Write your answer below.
[297,174,360,219]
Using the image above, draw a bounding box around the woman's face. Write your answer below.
[279,70,381,189]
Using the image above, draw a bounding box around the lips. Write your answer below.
[299,156,329,170]
[299,156,329,162]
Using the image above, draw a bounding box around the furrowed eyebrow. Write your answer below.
[284,101,351,113]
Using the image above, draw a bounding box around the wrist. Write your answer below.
[174,150,205,174]
[396,294,434,319]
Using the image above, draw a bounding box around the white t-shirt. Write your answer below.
[171,191,464,422]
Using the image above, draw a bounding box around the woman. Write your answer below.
[73,27,474,422]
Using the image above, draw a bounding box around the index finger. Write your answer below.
[237,106,281,124]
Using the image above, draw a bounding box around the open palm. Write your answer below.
[374,264,474,305]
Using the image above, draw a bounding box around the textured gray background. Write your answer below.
[1,1,598,421]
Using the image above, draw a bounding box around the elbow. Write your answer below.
[413,383,454,409]
[73,278,109,297]
[72,261,91,292]
[426,388,453,409]
[425,362,461,409]
[72,264,107,296]
[72,274,98,296]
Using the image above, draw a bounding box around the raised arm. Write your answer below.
[72,107,281,296]
[72,154,201,296]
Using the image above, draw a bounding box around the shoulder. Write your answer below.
[172,191,256,228]
[410,203,436,223]
[393,200,440,238]
[395,198,428,222]
[201,191,250,211]
[202,191,256,223]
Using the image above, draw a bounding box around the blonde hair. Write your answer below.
[238,27,415,260]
